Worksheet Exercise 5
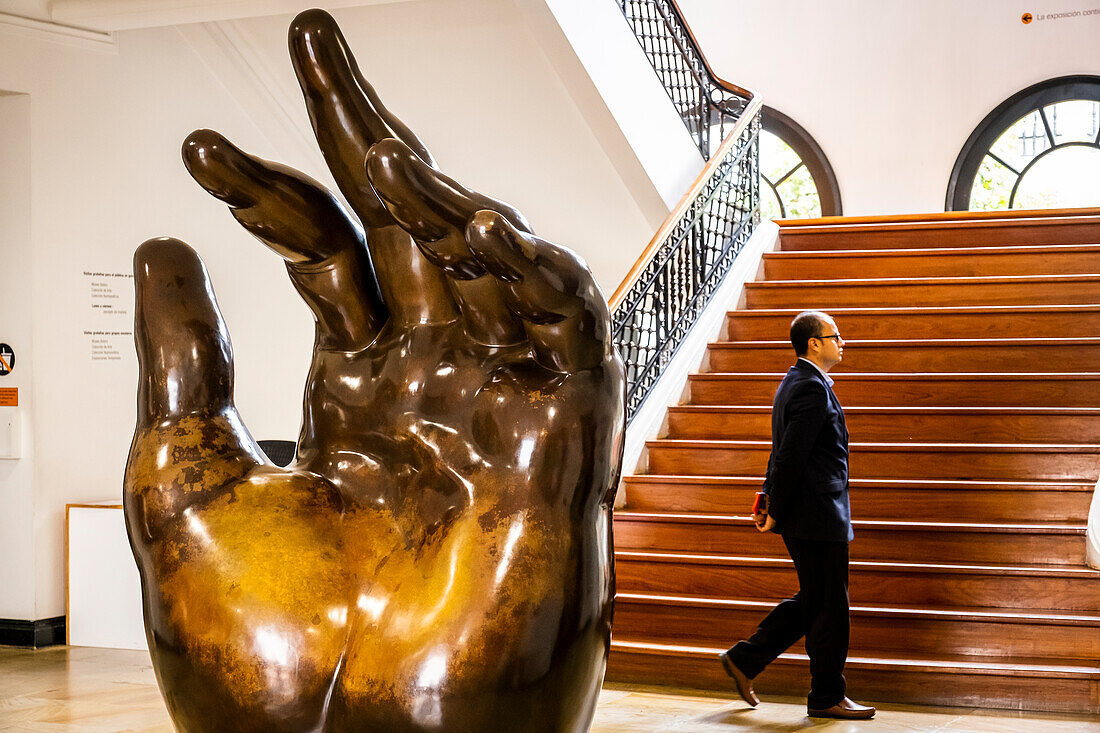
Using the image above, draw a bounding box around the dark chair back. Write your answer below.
[257,440,296,467]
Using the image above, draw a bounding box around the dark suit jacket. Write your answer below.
[763,359,853,542]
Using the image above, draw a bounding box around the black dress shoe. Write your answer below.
[718,650,759,707]
[807,697,876,719]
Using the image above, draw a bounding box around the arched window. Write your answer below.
[947,76,1100,211]
[759,107,842,219]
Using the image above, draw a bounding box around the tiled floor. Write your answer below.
[1,646,1097,732]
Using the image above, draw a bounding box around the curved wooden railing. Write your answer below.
[609,0,761,421]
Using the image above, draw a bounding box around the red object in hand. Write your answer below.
[752,492,770,530]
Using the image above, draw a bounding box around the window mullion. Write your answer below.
[773,161,804,188]
[1039,106,1056,147]
[986,152,1020,177]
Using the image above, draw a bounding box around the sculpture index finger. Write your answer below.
[182,129,387,351]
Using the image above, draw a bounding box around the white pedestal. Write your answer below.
[66,503,147,650]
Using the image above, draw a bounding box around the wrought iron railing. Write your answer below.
[609,0,761,422]
[610,112,760,420]
[616,0,753,157]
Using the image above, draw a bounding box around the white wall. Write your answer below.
[517,0,703,221]
[679,0,1100,215]
[0,21,309,620]
[0,0,663,620]
[227,0,661,287]
[0,93,37,620]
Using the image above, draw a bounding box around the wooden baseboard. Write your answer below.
[0,617,66,648]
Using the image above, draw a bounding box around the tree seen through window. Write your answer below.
[949,76,1100,211]
[971,99,1100,210]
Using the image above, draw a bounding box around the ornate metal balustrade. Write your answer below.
[617,0,752,157]
[610,0,761,422]
[611,114,760,421]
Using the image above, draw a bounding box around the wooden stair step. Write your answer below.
[614,551,1100,610]
[621,475,1095,522]
[708,338,1100,373]
[763,244,1100,280]
[613,211,1100,712]
[727,305,1100,341]
[688,372,1100,407]
[777,207,1100,227]
[614,512,1088,566]
[646,439,1100,481]
[745,274,1100,308]
[778,206,1100,224]
[777,214,1100,251]
[613,592,1100,661]
[606,641,1100,713]
[666,405,1100,443]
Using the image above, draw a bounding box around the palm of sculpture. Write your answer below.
[124,10,624,732]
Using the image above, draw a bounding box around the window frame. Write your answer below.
[760,106,843,218]
[946,75,1100,211]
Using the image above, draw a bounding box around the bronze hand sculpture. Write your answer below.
[124,10,625,732]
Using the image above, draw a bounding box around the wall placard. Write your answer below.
[0,388,17,407]
[82,270,134,364]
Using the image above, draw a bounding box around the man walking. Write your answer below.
[719,310,875,720]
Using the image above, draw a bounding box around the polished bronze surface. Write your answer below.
[123,9,625,732]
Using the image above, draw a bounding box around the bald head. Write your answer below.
[790,310,833,356]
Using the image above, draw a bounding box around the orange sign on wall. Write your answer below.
[0,388,18,407]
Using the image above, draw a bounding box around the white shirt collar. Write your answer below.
[797,357,833,387]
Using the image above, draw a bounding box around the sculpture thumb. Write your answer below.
[128,238,265,545]
[133,237,235,425]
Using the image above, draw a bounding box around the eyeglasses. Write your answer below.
[814,334,843,341]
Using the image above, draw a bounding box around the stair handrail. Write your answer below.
[609,1,762,421]
[609,101,762,309]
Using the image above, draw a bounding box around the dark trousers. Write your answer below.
[726,535,850,710]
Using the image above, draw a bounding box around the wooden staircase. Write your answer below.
[607,210,1100,714]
